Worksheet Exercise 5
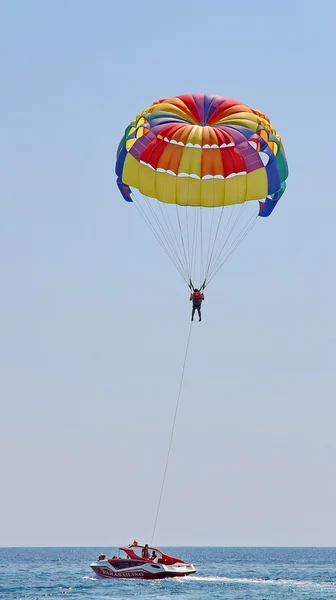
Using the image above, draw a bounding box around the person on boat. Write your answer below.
[132,539,138,546]
[151,550,158,561]
[142,544,149,558]
[190,288,204,321]
[98,554,106,560]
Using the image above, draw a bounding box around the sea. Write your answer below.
[1,546,336,600]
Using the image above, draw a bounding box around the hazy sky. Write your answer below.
[1,0,336,548]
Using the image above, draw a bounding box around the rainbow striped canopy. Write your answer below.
[115,94,288,288]
[116,93,288,217]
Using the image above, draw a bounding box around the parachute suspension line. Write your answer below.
[131,193,189,286]
[189,204,199,287]
[150,320,193,546]
[185,206,193,281]
[207,217,257,286]
[158,201,190,282]
[175,203,191,284]
[203,204,226,284]
[210,205,237,270]
[145,196,185,277]
[204,177,217,286]
[149,166,191,284]
[202,205,216,289]
[131,189,257,291]
[132,194,178,271]
[206,203,246,280]
[187,196,198,285]
[207,203,248,281]
[186,172,196,285]
[142,195,187,279]
[185,203,190,283]
[190,206,199,287]
[199,206,204,288]
[206,213,258,286]
[140,137,179,268]
[206,207,215,269]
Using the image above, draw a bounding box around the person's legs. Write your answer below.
[191,306,196,321]
[197,307,201,321]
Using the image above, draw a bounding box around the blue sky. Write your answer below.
[1,0,336,547]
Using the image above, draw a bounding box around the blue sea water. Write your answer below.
[1,547,336,600]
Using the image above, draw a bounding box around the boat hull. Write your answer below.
[91,562,195,580]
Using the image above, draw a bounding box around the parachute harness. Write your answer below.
[151,320,193,545]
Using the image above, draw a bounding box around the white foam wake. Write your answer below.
[187,575,336,589]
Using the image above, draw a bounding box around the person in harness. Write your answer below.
[190,288,204,321]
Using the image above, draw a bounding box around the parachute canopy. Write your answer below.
[116,93,288,288]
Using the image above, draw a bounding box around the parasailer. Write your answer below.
[116,93,288,296]
[190,288,204,322]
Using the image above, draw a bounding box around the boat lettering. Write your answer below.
[98,568,144,578]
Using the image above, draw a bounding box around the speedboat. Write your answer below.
[90,543,196,579]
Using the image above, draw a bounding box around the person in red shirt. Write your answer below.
[190,288,204,322]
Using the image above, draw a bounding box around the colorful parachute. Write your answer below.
[116,93,288,288]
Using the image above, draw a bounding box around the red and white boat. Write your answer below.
[90,543,196,579]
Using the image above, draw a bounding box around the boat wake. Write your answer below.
[187,575,336,589]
